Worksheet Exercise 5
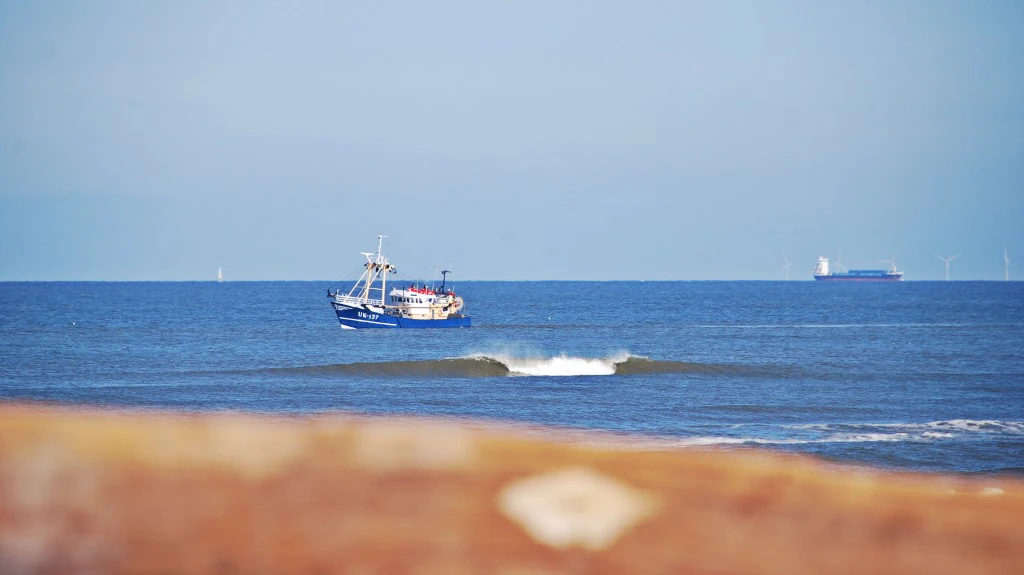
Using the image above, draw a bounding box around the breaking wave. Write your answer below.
[784,419,1024,436]
[665,420,1024,448]
[667,433,918,447]
[265,353,743,378]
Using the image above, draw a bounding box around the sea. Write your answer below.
[2,281,1023,476]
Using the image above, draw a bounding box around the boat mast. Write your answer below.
[354,253,372,301]
[378,235,387,306]
[343,235,394,305]
[355,235,385,302]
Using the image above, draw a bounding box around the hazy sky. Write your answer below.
[1,1,1021,280]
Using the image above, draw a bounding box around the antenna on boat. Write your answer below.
[936,254,958,281]
[781,254,796,281]
[877,254,899,273]
[440,265,452,293]
[375,234,387,264]
[1005,248,1011,281]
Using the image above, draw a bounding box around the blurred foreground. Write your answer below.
[0,404,1021,574]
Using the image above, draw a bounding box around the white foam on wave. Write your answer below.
[785,423,831,431]
[821,432,909,443]
[784,419,1024,435]
[468,351,634,377]
[505,355,616,376]
[672,431,955,448]
[671,436,752,446]
[679,431,913,446]
[924,419,1024,434]
[745,419,1024,448]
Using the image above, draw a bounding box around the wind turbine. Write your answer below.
[833,250,847,273]
[936,254,958,281]
[877,253,899,273]
[781,254,796,281]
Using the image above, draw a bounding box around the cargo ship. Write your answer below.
[327,235,471,329]
[813,256,903,282]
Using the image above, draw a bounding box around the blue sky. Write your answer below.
[1,1,1021,280]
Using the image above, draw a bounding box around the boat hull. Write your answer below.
[332,303,471,329]
[814,274,902,282]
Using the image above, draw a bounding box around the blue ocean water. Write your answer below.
[2,281,1023,475]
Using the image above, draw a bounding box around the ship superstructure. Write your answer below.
[813,256,903,282]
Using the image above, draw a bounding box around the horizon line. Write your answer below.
[1,279,1020,284]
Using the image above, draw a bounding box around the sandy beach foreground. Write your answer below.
[1,404,1021,574]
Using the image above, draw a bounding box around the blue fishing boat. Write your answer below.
[328,236,471,329]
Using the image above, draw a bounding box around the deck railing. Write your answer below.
[334,294,379,307]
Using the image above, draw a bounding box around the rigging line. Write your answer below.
[328,266,367,291]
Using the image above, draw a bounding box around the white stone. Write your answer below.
[498,467,659,551]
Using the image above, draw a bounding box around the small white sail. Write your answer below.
[217,267,223,283]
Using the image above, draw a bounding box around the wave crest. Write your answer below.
[473,352,629,376]
[267,353,732,378]
[787,420,1024,435]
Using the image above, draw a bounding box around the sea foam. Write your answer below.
[471,352,633,377]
